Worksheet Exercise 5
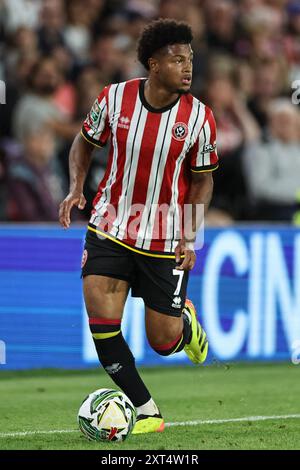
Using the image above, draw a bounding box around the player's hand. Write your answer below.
[174,239,196,271]
[59,190,86,228]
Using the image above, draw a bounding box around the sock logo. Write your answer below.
[105,363,122,374]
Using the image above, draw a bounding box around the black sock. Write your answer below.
[89,317,151,407]
[182,310,192,344]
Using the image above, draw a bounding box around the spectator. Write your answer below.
[284,1,300,79]
[91,33,125,83]
[5,127,65,221]
[37,0,66,54]
[204,0,238,55]
[2,25,40,121]
[159,0,188,21]
[243,99,300,221]
[0,0,299,223]
[2,0,42,33]
[63,0,95,61]
[12,57,65,142]
[247,58,287,130]
[13,56,80,145]
[203,65,260,218]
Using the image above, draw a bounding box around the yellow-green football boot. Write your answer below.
[183,299,208,364]
[132,413,165,434]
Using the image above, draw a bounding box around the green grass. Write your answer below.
[0,363,299,450]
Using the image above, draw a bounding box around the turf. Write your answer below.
[0,363,299,450]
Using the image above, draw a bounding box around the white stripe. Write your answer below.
[91,83,126,225]
[198,120,211,167]
[188,99,206,152]
[1,414,300,438]
[164,99,202,252]
[136,103,180,250]
[110,103,148,239]
[164,152,186,253]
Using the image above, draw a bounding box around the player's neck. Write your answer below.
[144,77,179,110]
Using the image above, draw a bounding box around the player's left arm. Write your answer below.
[175,172,213,270]
[175,106,218,271]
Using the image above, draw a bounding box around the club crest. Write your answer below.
[172,122,188,141]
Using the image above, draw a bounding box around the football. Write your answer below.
[77,388,136,442]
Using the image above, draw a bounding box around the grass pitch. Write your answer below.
[0,363,299,450]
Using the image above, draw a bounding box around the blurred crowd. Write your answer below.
[0,0,300,224]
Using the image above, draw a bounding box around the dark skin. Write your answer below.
[59,43,214,345]
[145,44,194,108]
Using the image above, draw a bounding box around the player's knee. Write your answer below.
[148,330,183,356]
[84,294,121,319]
[83,276,127,318]
[146,316,183,356]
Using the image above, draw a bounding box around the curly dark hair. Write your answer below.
[137,19,193,70]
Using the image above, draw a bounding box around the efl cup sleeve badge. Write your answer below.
[172,122,188,141]
[81,249,88,268]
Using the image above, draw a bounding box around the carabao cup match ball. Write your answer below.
[78,388,136,442]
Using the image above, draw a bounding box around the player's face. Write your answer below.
[155,44,193,94]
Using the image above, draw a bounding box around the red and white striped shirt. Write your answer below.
[81,78,218,255]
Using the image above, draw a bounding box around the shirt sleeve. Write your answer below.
[81,87,111,147]
[188,106,219,172]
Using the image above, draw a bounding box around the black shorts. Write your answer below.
[81,230,189,317]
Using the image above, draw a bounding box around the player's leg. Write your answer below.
[131,305,193,435]
[145,306,190,357]
[136,254,208,363]
[81,233,152,408]
[145,301,208,363]
[132,299,207,434]
[132,253,208,423]
[83,275,152,408]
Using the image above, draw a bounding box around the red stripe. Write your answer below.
[189,104,209,169]
[108,80,140,225]
[89,317,121,325]
[206,107,218,165]
[149,94,194,251]
[124,109,162,245]
[92,86,113,210]
[153,333,182,351]
[92,144,114,210]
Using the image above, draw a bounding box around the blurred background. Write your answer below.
[0,0,300,370]
[1,0,300,223]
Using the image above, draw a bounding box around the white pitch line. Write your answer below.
[0,429,79,438]
[1,414,300,438]
[165,414,300,427]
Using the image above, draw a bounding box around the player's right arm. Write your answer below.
[59,133,94,228]
[59,87,110,228]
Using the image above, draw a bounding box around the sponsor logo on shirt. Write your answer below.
[118,116,131,130]
[201,142,216,153]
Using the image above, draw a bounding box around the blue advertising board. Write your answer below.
[0,225,299,369]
